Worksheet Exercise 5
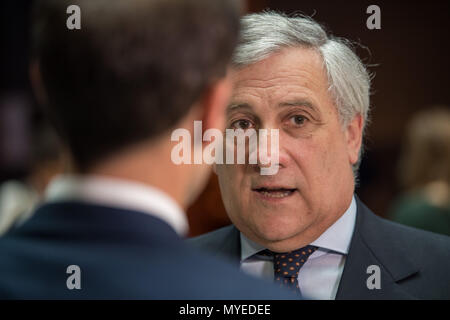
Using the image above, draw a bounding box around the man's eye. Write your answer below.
[290,115,307,126]
[230,119,253,130]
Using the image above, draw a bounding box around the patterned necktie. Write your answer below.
[261,245,318,295]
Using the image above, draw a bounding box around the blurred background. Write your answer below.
[1,0,449,237]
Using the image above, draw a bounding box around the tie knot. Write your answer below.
[256,245,318,295]
[266,245,318,279]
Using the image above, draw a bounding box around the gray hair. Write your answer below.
[231,11,372,176]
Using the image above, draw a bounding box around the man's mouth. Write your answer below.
[252,187,297,199]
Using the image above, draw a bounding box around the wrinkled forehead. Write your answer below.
[228,47,333,113]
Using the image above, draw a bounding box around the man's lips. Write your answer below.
[251,187,297,199]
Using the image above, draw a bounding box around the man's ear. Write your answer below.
[345,114,364,165]
[199,72,233,133]
[29,61,48,106]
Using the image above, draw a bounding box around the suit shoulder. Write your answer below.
[188,225,237,248]
[371,212,450,250]
[175,244,295,299]
[361,207,450,271]
[0,232,293,299]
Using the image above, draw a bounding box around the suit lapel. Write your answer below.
[336,197,419,299]
[336,231,416,299]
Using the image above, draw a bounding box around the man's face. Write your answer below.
[216,47,363,251]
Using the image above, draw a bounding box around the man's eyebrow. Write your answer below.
[278,99,316,110]
[226,99,317,113]
[226,102,252,113]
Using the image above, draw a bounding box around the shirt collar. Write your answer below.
[310,196,356,254]
[241,232,266,261]
[240,195,357,261]
[45,174,189,236]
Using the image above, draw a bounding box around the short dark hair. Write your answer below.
[31,0,240,171]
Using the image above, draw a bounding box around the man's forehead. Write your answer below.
[231,47,324,83]
[230,48,328,97]
[227,49,334,116]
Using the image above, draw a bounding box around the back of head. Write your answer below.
[31,0,240,171]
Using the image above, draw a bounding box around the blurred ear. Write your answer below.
[199,71,233,133]
[345,114,364,165]
[29,61,47,106]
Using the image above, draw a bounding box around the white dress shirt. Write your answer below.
[240,196,357,300]
[45,174,189,236]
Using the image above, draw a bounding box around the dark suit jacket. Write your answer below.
[0,201,295,299]
[188,197,450,299]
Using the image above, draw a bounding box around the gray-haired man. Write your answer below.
[190,12,450,300]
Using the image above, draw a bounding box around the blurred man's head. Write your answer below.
[215,12,371,252]
[30,0,240,207]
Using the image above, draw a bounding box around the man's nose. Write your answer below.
[249,128,287,175]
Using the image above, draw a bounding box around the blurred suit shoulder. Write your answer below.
[0,202,295,299]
